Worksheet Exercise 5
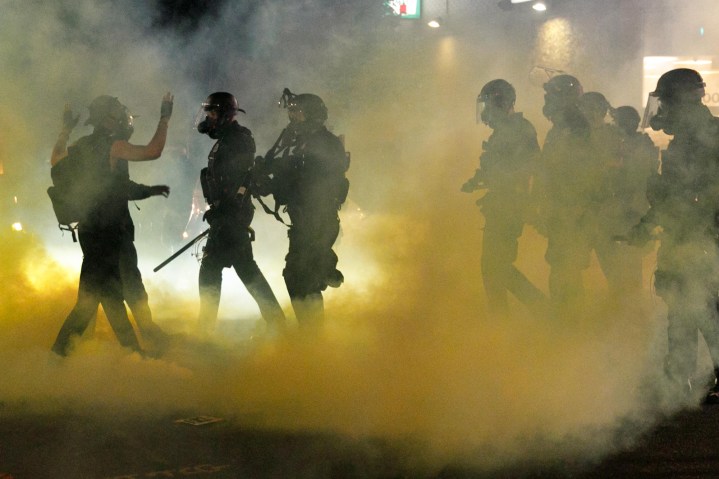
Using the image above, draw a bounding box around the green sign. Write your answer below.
[386,0,421,19]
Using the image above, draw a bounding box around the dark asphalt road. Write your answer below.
[2,403,719,479]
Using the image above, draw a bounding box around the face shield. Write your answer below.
[640,93,661,130]
[194,102,217,133]
[476,94,485,124]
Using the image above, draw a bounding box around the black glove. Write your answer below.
[160,93,174,119]
[626,222,652,247]
[150,185,170,198]
[202,207,218,225]
[252,175,273,197]
[461,179,479,193]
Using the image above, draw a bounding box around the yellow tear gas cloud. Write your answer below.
[0,42,675,474]
[0,200,665,472]
[0,2,693,474]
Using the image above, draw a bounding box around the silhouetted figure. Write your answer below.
[629,69,719,403]
[256,91,349,333]
[51,93,174,355]
[462,79,546,317]
[194,92,286,336]
[579,93,654,297]
[535,74,597,311]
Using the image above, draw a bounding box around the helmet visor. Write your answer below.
[193,104,214,129]
[476,95,486,124]
[640,94,660,130]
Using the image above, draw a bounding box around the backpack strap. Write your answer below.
[58,223,78,242]
[254,193,290,227]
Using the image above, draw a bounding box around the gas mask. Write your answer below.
[194,105,219,138]
[107,108,134,141]
[542,93,565,121]
[114,113,134,140]
[642,95,704,135]
[476,96,506,127]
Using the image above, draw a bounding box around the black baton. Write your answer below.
[153,228,210,272]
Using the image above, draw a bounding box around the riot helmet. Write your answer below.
[288,93,328,124]
[643,69,706,132]
[543,74,583,98]
[195,92,245,139]
[653,68,705,104]
[611,106,641,135]
[477,79,516,125]
[578,91,611,126]
[85,95,134,140]
[542,74,583,121]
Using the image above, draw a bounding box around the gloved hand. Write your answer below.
[160,92,174,120]
[461,179,478,193]
[62,103,80,131]
[626,222,652,246]
[150,185,170,198]
[202,207,218,225]
[252,175,273,197]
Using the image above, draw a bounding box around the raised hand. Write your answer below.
[161,92,174,120]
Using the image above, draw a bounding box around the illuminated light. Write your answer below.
[535,18,574,69]
[182,231,189,239]
[427,17,442,28]
[644,56,679,65]
[11,222,22,232]
[532,1,547,11]
[13,196,18,204]
[700,27,705,36]
[673,59,712,66]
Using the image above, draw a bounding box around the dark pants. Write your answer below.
[284,211,340,330]
[198,222,285,333]
[545,215,592,309]
[655,238,719,385]
[52,229,141,356]
[482,214,545,316]
[118,237,166,342]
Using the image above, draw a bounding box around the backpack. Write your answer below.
[47,134,111,240]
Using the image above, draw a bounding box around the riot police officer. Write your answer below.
[462,79,545,316]
[260,92,348,332]
[630,69,719,402]
[535,74,598,310]
[195,92,286,335]
[578,92,650,297]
